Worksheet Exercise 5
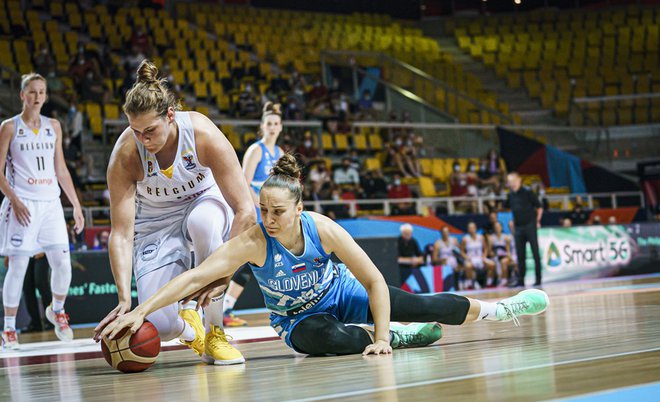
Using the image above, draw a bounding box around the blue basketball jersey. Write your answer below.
[250,140,281,195]
[248,211,336,315]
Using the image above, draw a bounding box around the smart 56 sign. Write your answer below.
[535,225,638,283]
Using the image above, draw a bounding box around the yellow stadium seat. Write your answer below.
[418,176,437,197]
[321,133,333,151]
[368,134,382,150]
[353,133,367,151]
[334,134,348,152]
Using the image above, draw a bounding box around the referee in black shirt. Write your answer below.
[506,172,543,287]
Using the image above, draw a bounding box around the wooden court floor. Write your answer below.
[1,274,660,401]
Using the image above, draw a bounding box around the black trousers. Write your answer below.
[514,221,542,284]
[23,257,52,329]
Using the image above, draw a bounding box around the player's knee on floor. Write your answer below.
[291,315,370,355]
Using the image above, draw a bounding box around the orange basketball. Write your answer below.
[101,321,160,373]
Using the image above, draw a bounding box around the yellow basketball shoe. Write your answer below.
[179,308,205,356]
[202,325,246,365]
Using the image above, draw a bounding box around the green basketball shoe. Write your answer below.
[496,289,549,326]
[390,322,443,349]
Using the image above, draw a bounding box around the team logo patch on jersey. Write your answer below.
[182,151,196,170]
[274,253,284,267]
[17,128,25,137]
[45,128,53,136]
[146,160,157,177]
[10,234,22,247]
[312,257,324,267]
[141,242,160,261]
[291,263,306,273]
[276,270,286,278]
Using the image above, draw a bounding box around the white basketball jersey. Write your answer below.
[135,112,222,217]
[5,115,60,201]
[437,238,455,260]
[465,235,484,258]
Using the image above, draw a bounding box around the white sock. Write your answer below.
[223,294,237,313]
[4,316,16,331]
[203,295,225,333]
[486,277,493,287]
[52,298,65,312]
[477,301,499,321]
[180,320,196,342]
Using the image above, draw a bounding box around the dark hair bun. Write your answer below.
[271,153,301,180]
[136,60,159,85]
[262,101,282,116]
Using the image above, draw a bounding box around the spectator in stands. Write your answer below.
[347,149,361,171]
[334,157,360,188]
[322,186,350,220]
[269,73,290,94]
[361,169,388,199]
[237,83,259,118]
[45,68,65,99]
[130,26,152,57]
[450,160,469,197]
[123,46,147,74]
[562,218,572,228]
[69,51,98,91]
[388,173,415,215]
[295,132,320,167]
[397,224,423,286]
[592,215,602,225]
[80,70,112,103]
[569,196,589,225]
[608,216,617,224]
[34,43,55,76]
[477,158,501,195]
[307,160,332,195]
[308,77,328,104]
[66,100,83,149]
[357,89,376,119]
[93,230,110,250]
[487,149,503,178]
[506,172,543,287]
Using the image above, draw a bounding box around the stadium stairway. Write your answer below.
[434,36,565,126]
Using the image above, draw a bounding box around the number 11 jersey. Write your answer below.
[5,115,60,201]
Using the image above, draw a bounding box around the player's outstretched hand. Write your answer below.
[101,309,145,341]
[72,206,85,234]
[93,301,131,342]
[362,340,392,356]
[11,197,31,226]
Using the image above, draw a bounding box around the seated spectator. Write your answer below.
[562,218,573,228]
[357,89,375,119]
[361,169,388,199]
[323,186,350,220]
[269,73,290,94]
[46,68,66,98]
[308,160,332,195]
[80,71,113,103]
[478,158,501,195]
[568,197,589,225]
[449,161,469,197]
[308,78,328,104]
[387,173,415,215]
[487,149,503,178]
[295,131,320,166]
[236,83,259,118]
[130,26,152,56]
[34,43,55,76]
[608,216,617,224]
[333,157,360,189]
[69,51,97,89]
[93,230,110,250]
[347,149,361,171]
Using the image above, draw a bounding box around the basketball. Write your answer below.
[101,321,160,373]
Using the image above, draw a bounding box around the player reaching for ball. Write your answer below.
[0,73,85,349]
[100,154,549,357]
[92,60,255,365]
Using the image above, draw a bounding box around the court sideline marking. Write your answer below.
[286,347,660,402]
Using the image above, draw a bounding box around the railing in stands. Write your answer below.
[65,192,644,227]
